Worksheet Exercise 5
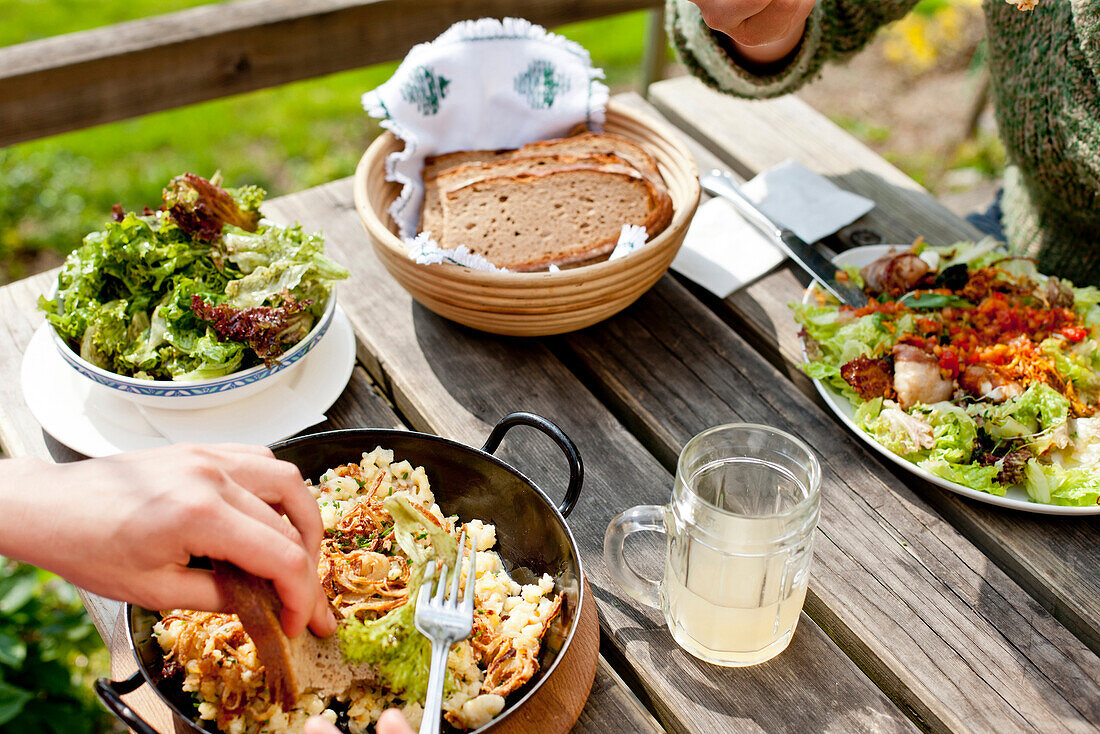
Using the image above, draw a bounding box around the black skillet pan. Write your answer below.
[95,411,584,734]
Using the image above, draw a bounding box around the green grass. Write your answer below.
[0,2,650,281]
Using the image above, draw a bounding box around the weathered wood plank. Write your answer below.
[0,275,664,734]
[647,78,1100,657]
[266,178,924,734]
[0,0,660,147]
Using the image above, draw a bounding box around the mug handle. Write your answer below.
[603,505,666,609]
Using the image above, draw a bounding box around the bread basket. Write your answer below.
[353,101,700,337]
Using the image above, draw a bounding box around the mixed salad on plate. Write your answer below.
[795,239,1100,508]
[39,173,348,381]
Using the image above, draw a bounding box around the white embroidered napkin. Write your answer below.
[672,160,874,298]
[137,385,325,445]
[362,17,609,249]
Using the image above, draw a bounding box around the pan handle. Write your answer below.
[94,671,160,734]
[481,412,583,517]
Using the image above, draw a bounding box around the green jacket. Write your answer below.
[668,0,1100,284]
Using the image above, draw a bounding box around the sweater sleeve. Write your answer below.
[666,0,922,99]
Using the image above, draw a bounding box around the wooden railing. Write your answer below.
[0,0,666,148]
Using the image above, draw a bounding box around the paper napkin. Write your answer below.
[137,385,326,446]
[672,160,874,298]
[742,159,875,245]
[671,197,787,298]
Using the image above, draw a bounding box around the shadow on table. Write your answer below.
[589,583,903,734]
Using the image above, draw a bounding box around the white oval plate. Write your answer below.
[21,306,357,458]
[804,245,1100,516]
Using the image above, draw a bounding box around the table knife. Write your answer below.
[699,170,869,308]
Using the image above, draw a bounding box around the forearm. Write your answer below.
[0,457,53,567]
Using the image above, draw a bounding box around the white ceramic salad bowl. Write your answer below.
[49,292,337,411]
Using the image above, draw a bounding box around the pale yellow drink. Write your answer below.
[605,426,819,668]
[662,556,808,665]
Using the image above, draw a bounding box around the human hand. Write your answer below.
[304,709,413,734]
[0,444,335,637]
[687,0,815,64]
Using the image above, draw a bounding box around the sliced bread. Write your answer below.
[421,153,635,240]
[422,149,511,181]
[440,167,670,271]
[514,132,665,187]
[418,132,670,236]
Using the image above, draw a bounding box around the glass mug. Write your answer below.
[604,424,821,666]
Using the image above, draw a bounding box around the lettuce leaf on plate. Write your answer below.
[857,399,977,465]
[1023,460,1100,507]
[793,305,911,401]
[918,459,1005,496]
[967,383,1070,456]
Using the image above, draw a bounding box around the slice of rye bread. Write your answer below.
[440,167,672,271]
[421,153,637,241]
[421,148,511,181]
[514,132,665,187]
[211,561,373,710]
[418,132,670,237]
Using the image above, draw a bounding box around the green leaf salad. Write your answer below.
[795,239,1100,508]
[39,174,348,381]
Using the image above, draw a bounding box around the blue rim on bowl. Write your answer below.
[48,292,337,398]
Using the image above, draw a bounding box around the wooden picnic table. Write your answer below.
[0,77,1097,734]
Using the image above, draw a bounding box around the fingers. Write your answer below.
[189,506,322,637]
[378,709,415,734]
[735,0,813,47]
[692,0,771,36]
[309,587,338,638]
[136,567,225,613]
[304,717,341,734]
[198,447,323,562]
[220,484,305,549]
[693,0,811,48]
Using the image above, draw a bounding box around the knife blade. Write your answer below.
[699,170,869,308]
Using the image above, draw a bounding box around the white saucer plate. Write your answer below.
[21,306,357,458]
[805,245,1100,516]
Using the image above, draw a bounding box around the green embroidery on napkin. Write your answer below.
[514,60,571,110]
[401,66,451,115]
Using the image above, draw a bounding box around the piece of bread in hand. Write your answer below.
[211,561,371,711]
[440,166,672,271]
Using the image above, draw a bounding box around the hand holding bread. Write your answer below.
[0,443,335,639]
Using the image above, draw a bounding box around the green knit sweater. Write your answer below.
[667,0,1100,284]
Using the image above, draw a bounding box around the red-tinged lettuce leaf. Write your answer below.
[163,173,262,242]
[191,293,313,367]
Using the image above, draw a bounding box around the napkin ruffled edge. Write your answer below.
[361,16,611,252]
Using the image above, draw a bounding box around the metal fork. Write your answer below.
[414,528,477,734]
